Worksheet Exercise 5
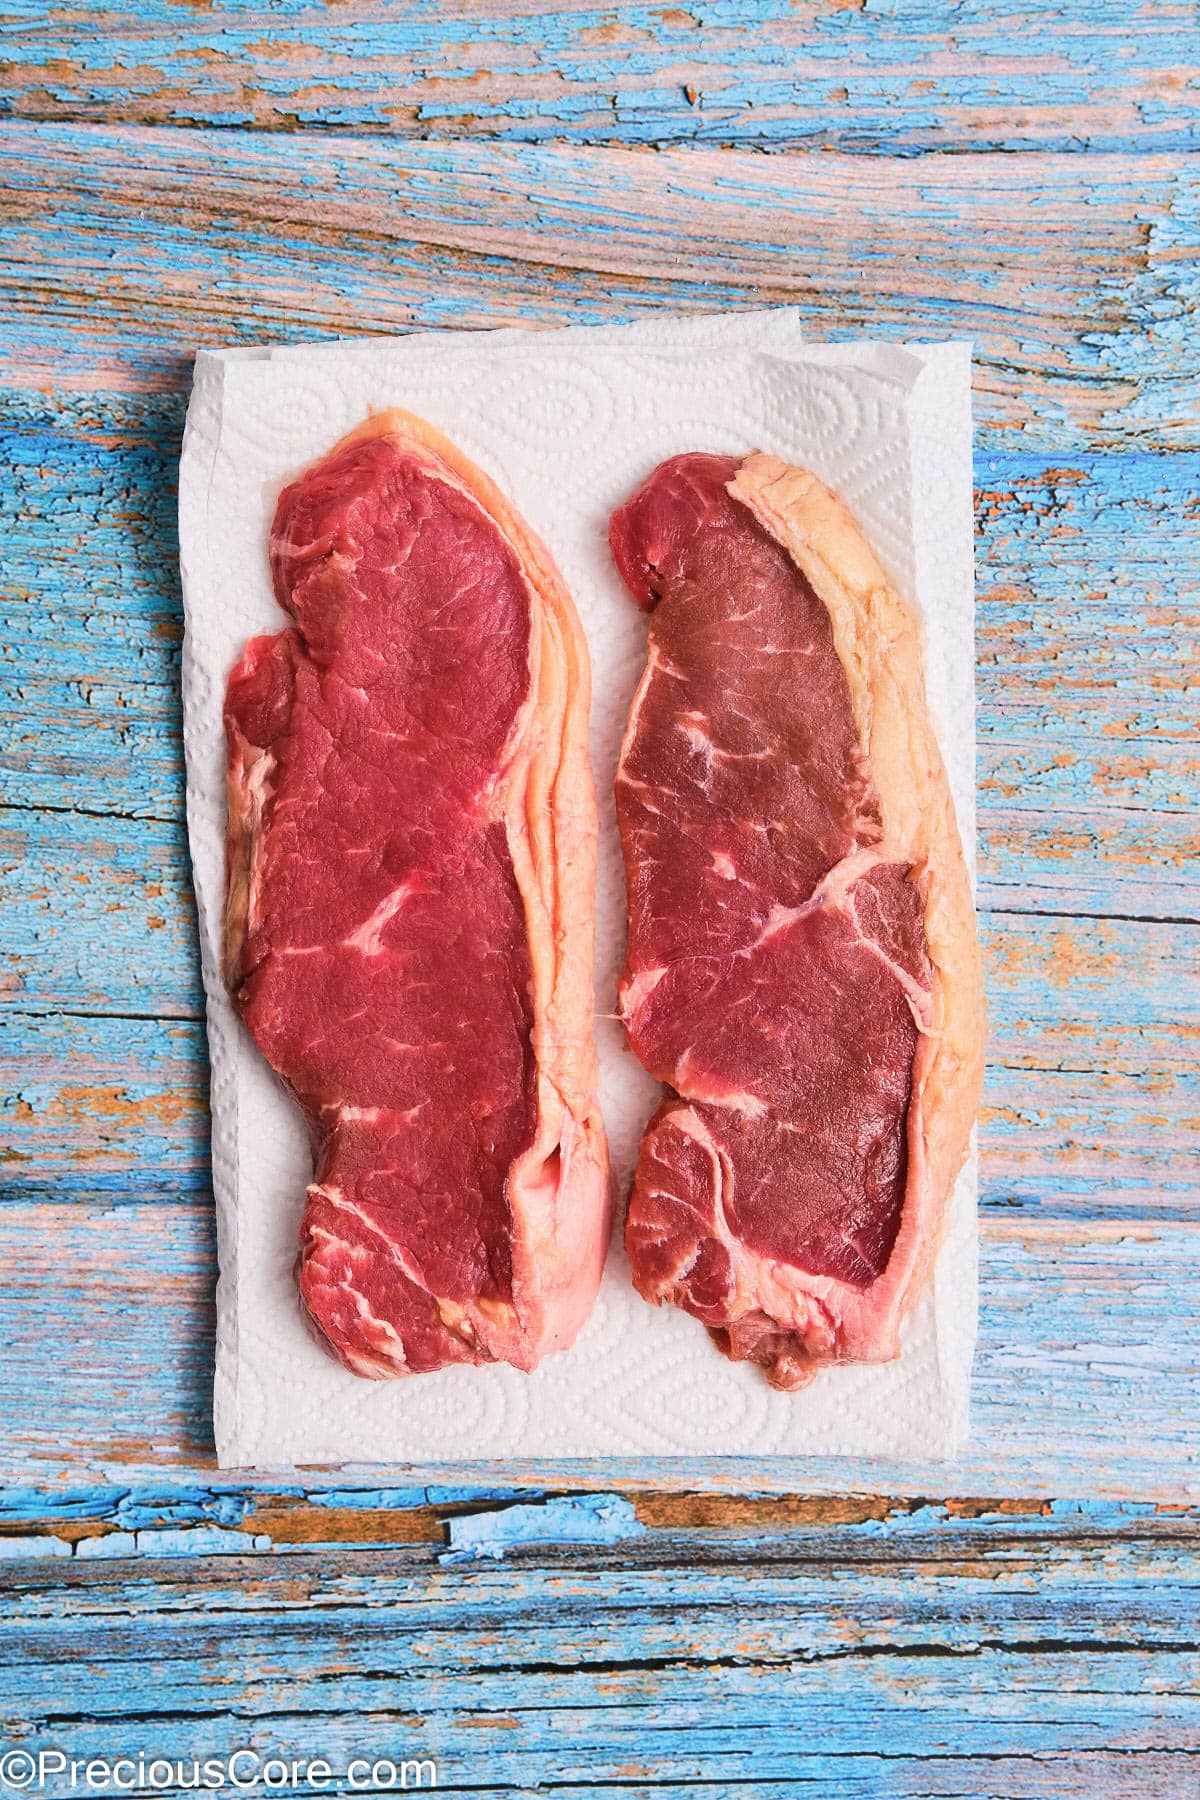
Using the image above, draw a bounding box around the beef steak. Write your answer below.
[225,412,610,1378]
[612,452,983,1388]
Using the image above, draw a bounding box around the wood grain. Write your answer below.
[0,128,1194,456]
[2,0,1197,155]
[5,393,1196,836]
[0,131,1196,1489]
[0,1493,1197,1792]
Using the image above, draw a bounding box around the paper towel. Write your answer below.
[178,312,977,1468]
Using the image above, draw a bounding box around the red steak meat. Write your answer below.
[612,452,983,1388]
[224,411,610,1378]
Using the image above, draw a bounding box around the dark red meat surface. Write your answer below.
[226,431,540,1376]
[612,453,933,1384]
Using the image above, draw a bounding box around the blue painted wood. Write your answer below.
[4,389,1196,825]
[2,0,1198,155]
[0,1492,1197,1793]
[0,5,1197,1781]
[0,128,1194,460]
[0,156,1192,1445]
[441,1494,644,1561]
[5,922,1198,1222]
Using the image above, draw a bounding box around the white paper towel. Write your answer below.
[178,312,977,1469]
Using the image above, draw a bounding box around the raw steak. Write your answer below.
[224,411,610,1378]
[612,452,983,1389]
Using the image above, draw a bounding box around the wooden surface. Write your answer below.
[1,1,1198,1791]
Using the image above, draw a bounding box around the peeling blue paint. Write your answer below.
[2,1,1197,152]
[0,1534,72,1560]
[441,1494,646,1562]
[0,126,1192,453]
[2,395,1197,1232]
[0,1482,255,1529]
[311,1484,537,1511]
[77,1524,272,1558]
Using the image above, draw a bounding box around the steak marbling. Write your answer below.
[225,412,610,1378]
[612,452,983,1389]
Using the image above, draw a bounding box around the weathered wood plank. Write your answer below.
[0,5,1192,1772]
[5,780,1198,1005]
[0,1202,214,1469]
[1,814,202,1020]
[0,1012,210,1199]
[0,128,1193,454]
[2,1476,1195,1550]
[324,1774,1200,1800]
[2,0,1197,157]
[0,1667,1194,1791]
[0,1202,1194,1494]
[2,396,1196,1212]
[2,1474,1196,1797]
[9,808,1198,1076]
[0,1497,1197,1789]
[10,1574,1200,1693]
[975,451,1200,755]
[979,807,1198,919]
[9,733,1192,912]
[2,1479,1195,1557]
[479,1775,1198,1800]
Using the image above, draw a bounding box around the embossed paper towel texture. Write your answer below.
[178,314,977,1468]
